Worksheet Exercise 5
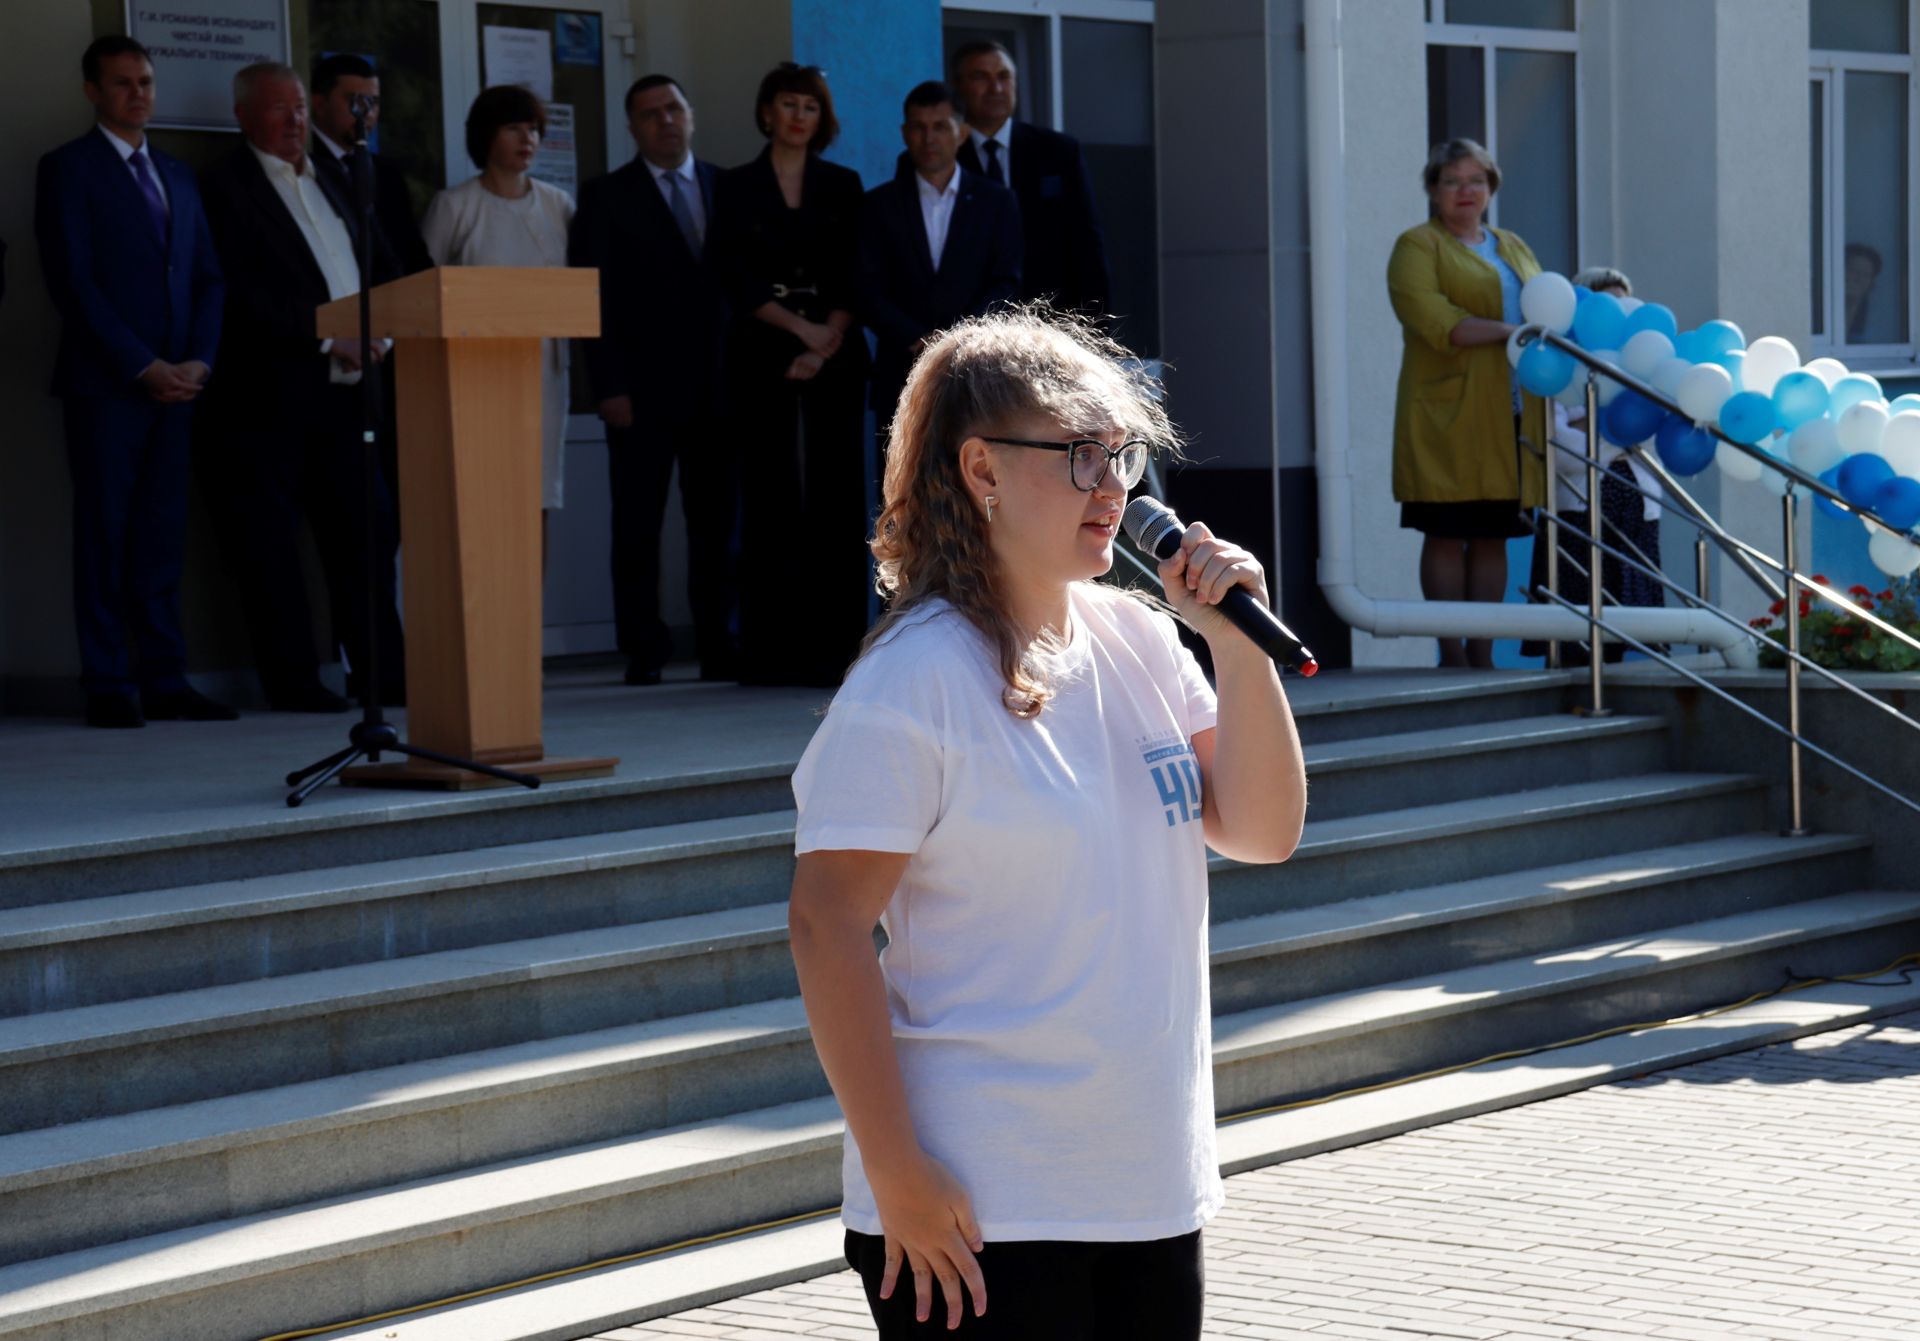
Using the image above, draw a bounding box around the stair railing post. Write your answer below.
[1579,370,1610,717]
[1782,489,1809,835]
[1545,510,1562,670]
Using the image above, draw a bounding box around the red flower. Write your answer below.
[1849,584,1875,599]
[1812,574,1832,586]
[1768,599,1786,616]
[1748,616,1773,628]
[1880,589,1896,602]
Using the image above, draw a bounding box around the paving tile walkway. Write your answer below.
[589,1006,1920,1339]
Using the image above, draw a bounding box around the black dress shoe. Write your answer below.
[268,684,352,713]
[624,663,663,687]
[85,693,146,729]
[143,687,240,721]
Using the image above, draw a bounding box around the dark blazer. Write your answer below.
[196,142,399,427]
[569,157,728,414]
[857,163,1022,407]
[712,149,864,323]
[958,122,1109,317]
[36,128,224,400]
[311,139,434,277]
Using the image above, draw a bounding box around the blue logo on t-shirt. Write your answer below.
[1140,736,1202,828]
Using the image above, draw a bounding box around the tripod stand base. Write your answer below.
[341,754,618,791]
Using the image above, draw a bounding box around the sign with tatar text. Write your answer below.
[126,0,292,131]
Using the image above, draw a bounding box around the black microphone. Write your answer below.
[1122,496,1318,677]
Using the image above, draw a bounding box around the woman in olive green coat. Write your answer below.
[1387,139,1549,669]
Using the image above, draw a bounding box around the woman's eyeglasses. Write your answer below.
[982,437,1151,492]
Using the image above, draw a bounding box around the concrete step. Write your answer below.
[1296,712,1666,820]
[0,773,1767,1135]
[1208,770,1768,922]
[0,998,820,1268]
[0,813,797,1015]
[1210,830,1872,1014]
[0,717,1666,1015]
[0,833,1858,1263]
[0,902,801,1137]
[7,889,1913,1341]
[1209,888,1920,1115]
[0,673,1577,911]
[0,1097,848,1341]
[313,976,1920,1341]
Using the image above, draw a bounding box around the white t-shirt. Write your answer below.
[792,582,1223,1242]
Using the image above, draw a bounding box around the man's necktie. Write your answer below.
[129,149,170,245]
[665,170,703,255]
[982,138,1005,187]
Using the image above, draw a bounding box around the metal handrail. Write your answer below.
[1538,588,1920,818]
[1515,326,1920,551]
[1517,333,1920,834]
[1540,510,1920,743]
[1538,431,1920,661]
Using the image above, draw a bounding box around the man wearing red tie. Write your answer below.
[35,36,232,728]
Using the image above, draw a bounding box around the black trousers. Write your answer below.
[844,1228,1204,1340]
[199,382,404,703]
[734,350,871,687]
[63,394,194,696]
[606,415,739,674]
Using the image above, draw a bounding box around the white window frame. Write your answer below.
[1809,27,1918,367]
[1425,1,1584,267]
[940,0,1153,131]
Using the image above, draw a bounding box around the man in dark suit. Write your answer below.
[307,53,433,277]
[569,74,736,686]
[35,35,234,728]
[196,61,405,712]
[858,80,1022,434]
[952,40,1109,320]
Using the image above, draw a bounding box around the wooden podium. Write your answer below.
[316,266,616,789]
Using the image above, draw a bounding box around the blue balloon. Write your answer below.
[1828,375,1884,418]
[1837,452,1896,507]
[1672,329,1704,363]
[1872,477,1920,531]
[1572,292,1628,350]
[1603,392,1666,447]
[1573,284,1594,305]
[1624,303,1678,341]
[1655,416,1718,476]
[1517,341,1575,397]
[1771,371,1831,432]
[1816,467,1853,520]
[1718,390,1776,444]
[1890,393,1920,416]
[1696,320,1747,358]
[1705,348,1745,392]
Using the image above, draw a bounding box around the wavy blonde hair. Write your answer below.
[864,307,1179,717]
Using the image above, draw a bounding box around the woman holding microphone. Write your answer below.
[788,309,1306,1336]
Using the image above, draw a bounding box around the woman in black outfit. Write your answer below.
[714,63,870,687]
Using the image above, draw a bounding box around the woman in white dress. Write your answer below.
[422,84,575,554]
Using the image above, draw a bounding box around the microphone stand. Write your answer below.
[284,97,540,807]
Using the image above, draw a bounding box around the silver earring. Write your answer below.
[984,495,997,523]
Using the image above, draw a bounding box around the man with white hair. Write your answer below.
[195,62,405,712]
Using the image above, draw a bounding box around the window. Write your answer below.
[1425,2,1579,275]
[1810,0,1914,359]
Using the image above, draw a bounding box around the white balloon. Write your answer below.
[1618,296,1645,315]
[1717,440,1764,481]
[1590,350,1624,407]
[1803,357,1849,389]
[1677,362,1734,423]
[1741,336,1799,398]
[1869,527,1920,577]
[1836,399,1891,457]
[1649,356,1693,400]
[1621,330,1675,379]
[1788,418,1845,475]
[1507,326,1527,370]
[1880,411,1920,477]
[1521,273,1578,334]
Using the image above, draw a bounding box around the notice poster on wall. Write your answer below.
[482,24,553,102]
[531,103,576,198]
[127,0,291,131]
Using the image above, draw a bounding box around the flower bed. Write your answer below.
[1750,573,1920,672]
